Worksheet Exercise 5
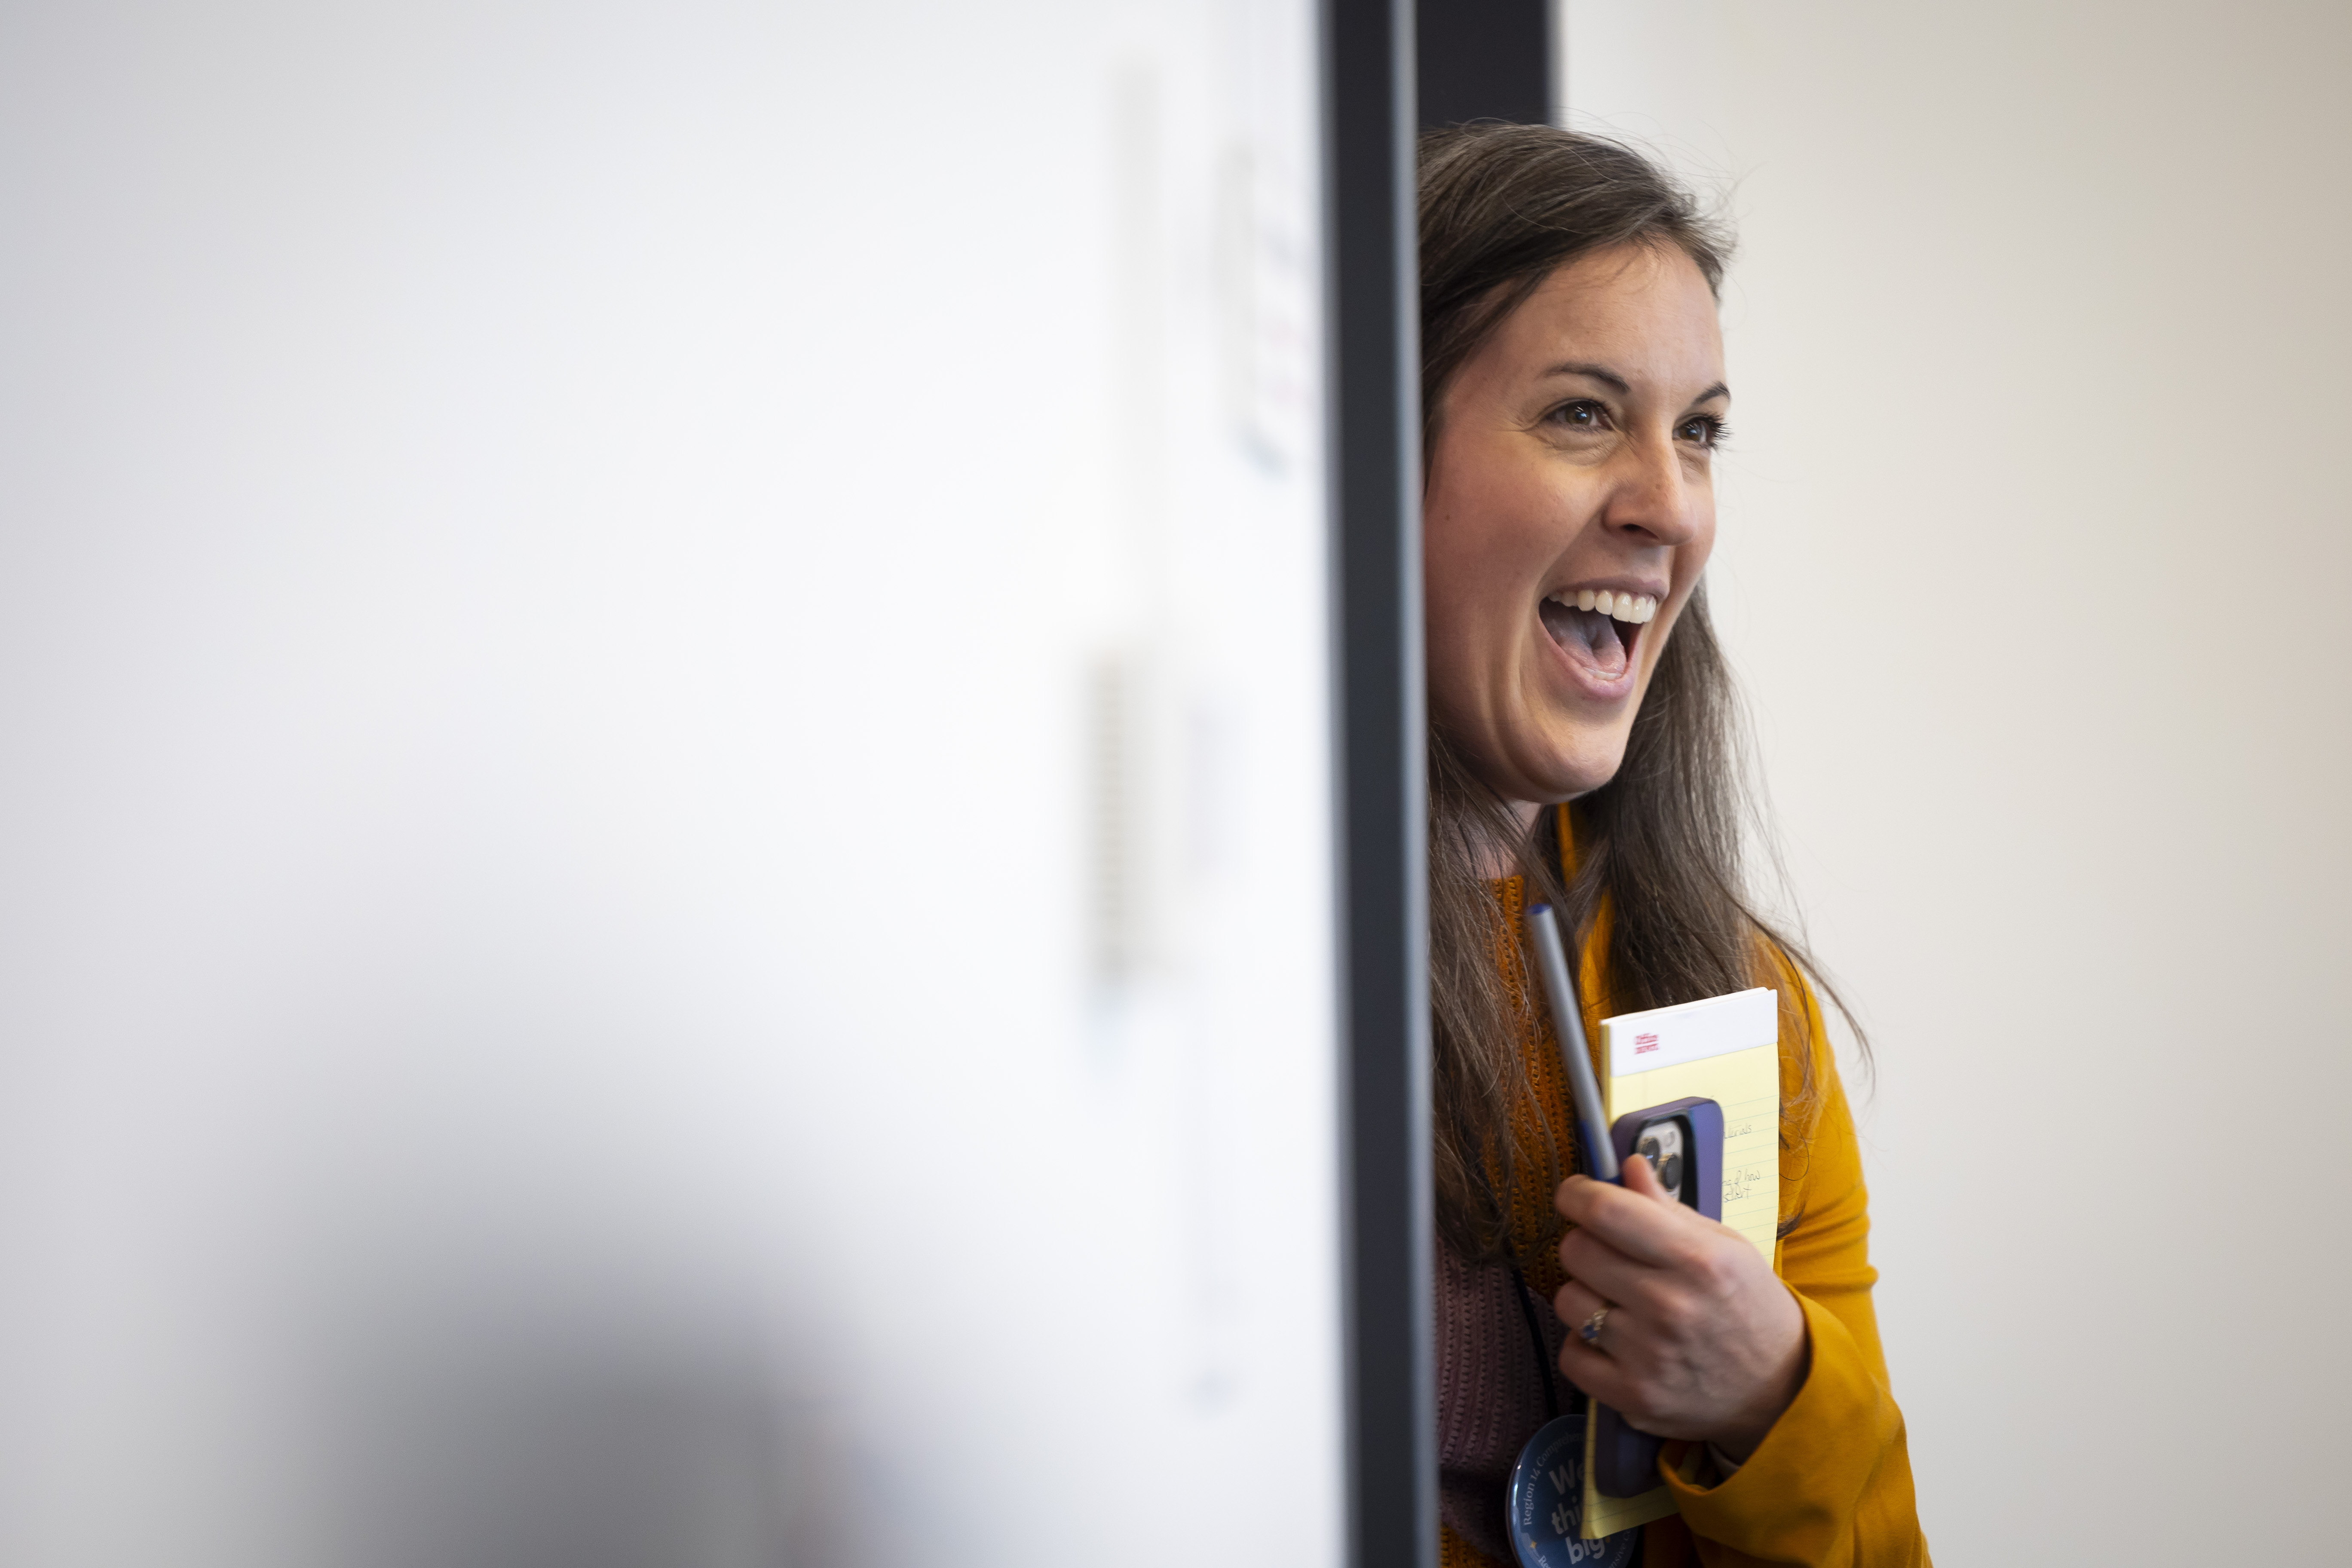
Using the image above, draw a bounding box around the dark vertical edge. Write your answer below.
[1547,0,1563,125]
[1321,3,1432,1568]
[1414,0,1555,129]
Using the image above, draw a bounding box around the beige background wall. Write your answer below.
[1564,3,2352,1559]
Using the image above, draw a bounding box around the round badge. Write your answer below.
[1505,1413,1641,1568]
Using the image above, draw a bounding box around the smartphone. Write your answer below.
[1606,1096,1723,1222]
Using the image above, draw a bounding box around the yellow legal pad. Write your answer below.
[1577,986,1780,1539]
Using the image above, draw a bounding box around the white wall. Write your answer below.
[0,3,1342,1565]
[1566,3,2352,1560]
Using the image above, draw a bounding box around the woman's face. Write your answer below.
[1424,242,1727,809]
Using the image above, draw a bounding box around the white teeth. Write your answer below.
[1548,588,1661,623]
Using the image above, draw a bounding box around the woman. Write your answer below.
[1420,126,1928,1567]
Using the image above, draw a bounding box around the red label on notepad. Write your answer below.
[1634,1032,1660,1054]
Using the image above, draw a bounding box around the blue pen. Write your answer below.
[1525,903,1620,1183]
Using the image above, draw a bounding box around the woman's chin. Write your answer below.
[1489,732,1631,808]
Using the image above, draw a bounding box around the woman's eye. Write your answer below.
[1548,400,1609,431]
[1678,414,1729,447]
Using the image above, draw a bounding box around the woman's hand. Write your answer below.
[1552,1155,1808,1462]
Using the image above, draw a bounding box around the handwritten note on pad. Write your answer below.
[1603,986,1780,1265]
[1577,986,1781,1538]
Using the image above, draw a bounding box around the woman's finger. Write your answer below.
[1556,1226,1673,1315]
[1553,1275,1606,1332]
[1554,1169,1702,1269]
[1620,1150,1674,1205]
[1551,1280,1650,1367]
[1551,1309,1650,1417]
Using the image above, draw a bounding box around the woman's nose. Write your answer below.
[1599,435,1706,547]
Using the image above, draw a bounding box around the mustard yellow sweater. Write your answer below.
[1439,814,1929,1568]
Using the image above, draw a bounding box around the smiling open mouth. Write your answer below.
[1537,589,1658,681]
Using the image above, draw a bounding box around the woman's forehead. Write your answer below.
[1490,245,1726,393]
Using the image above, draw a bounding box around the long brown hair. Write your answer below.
[1420,124,1858,1261]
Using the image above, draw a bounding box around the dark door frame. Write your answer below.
[1325,4,1558,1565]
[1324,0,1430,1559]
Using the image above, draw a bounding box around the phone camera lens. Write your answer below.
[1638,1136,1661,1165]
[1659,1152,1684,1195]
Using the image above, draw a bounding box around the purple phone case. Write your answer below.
[1591,1096,1724,1498]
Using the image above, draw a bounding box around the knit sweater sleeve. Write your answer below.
[1651,980,1931,1568]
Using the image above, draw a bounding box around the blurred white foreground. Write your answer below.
[0,3,1343,1564]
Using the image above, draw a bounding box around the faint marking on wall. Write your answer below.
[1088,649,1142,984]
[1216,144,1314,474]
[1089,64,1172,991]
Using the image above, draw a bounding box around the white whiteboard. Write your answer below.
[0,3,1343,1564]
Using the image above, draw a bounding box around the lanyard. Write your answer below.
[1506,1259,1564,1424]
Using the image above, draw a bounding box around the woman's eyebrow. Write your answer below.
[1539,364,1731,409]
[1537,361,1631,393]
